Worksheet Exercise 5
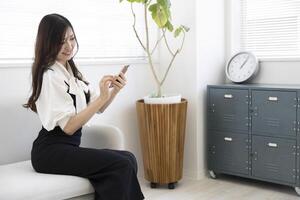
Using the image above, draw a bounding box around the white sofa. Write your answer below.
[0,119,125,200]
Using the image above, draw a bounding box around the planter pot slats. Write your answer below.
[136,98,187,184]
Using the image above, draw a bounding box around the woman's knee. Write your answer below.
[118,151,138,173]
[124,151,138,173]
[125,151,137,163]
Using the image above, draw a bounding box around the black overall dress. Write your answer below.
[31,88,144,200]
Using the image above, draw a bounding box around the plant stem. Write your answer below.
[179,31,186,52]
[161,30,186,86]
[131,3,146,51]
[163,29,175,56]
[144,3,161,97]
[161,50,179,86]
[144,4,149,51]
[151,33,164,55]
[146,0,152,7]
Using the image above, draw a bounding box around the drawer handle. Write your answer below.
[267,143,278,148]
[268,96,278,101]
[224,137,233,142]
[224,94,233,99]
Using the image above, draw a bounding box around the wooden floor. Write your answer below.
[140,174,300,200]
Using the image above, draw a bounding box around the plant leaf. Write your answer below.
[181,25,190,32]
[157,0,171,10]
[159,0,171,7]
[174,27,182,37]
[157,7,168,27]
[158,0,171,19]
[149,3,168,28]
[149,3,157,12]
[165,21,173,32]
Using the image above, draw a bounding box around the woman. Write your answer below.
[24,13,144,200]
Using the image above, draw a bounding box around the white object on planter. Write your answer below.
[143,94,181,104]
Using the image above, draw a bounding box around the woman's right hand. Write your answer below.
[98,75,114,102]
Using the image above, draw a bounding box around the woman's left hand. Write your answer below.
[111,72,127,94]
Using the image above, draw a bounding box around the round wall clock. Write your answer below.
[225,51,259,83]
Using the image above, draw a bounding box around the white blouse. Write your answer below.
[36,61,99,131]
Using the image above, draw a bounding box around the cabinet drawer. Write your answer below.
[208,132,249,175]
[251,90,297,138]
[252,135,296,184]
[208,88,249,133]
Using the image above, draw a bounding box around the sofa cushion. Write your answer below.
[0,160,94,200]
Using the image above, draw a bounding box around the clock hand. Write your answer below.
[240,55,249,69]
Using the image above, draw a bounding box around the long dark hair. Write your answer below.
[24,13,87,112]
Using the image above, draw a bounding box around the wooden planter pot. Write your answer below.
[136,98,188,189]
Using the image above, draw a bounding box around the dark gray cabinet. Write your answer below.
[208,88,249,133]
[208,131,249,175]
[207,84,300,194]
[251,135,296,184]
[251,90,297,138]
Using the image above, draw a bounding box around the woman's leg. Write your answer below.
[32,144,144,200]
[100,149,138,174]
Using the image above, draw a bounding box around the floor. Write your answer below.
[140,174,300,200]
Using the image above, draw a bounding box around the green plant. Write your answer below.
[120,0,189,97]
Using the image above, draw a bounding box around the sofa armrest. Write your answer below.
[80,124,125,150]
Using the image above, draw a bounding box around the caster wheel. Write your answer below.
[150,182,157,188]
[208,170,217,179]
[295,187,300,196]
[168,183,175,189]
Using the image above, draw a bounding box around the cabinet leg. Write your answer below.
[209,170,217,179]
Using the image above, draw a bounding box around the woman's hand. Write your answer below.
[111,72,127,94]
[99,75,114,102]
[96,73,126,114]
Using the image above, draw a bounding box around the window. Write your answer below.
[237,0,300,59]
[0,0,155,62]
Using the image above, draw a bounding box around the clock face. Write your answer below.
[226,52,259,83]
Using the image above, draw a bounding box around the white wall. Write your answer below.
[196,0,226,178]
[0,67,40,164]
[160,0,226,179]
[241,61,300,84]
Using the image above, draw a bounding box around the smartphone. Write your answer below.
[120,64,130,74]
[116,64,129,82]
[110,65,130,87]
